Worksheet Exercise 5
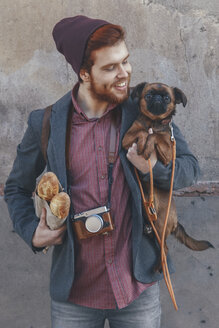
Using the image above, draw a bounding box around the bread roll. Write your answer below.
[50,192,70,219]
[37,172,59,201]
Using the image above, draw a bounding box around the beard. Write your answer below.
[89,74,131,105]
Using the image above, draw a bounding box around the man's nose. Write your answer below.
[117,64,129,78]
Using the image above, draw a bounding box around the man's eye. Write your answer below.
[104,65,115,71]
[123,60,128,65]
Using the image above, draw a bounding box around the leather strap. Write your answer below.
[41,103,74,167]
[41,105,53,162]
[107,120,117,208]
[135,138,178,311]
[109,121,117,164]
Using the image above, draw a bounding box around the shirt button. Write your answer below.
[98,146,102,151]
[101,174,106,179]
[108,259,113,264]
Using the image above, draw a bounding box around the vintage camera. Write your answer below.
[72,206,114,240]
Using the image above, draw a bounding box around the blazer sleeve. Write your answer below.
[4,109,46,250]
[140,122,201,190]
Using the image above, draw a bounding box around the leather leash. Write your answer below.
[134,123,178,311]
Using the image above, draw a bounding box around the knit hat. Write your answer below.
[52,15,110,75]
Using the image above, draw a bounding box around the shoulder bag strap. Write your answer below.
[107,120,117,208]
[41,105,53,162]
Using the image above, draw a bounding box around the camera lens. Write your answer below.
[85,215,103,233]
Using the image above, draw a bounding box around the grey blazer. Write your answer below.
[4,91,200,301]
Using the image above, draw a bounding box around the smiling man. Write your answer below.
[78,38,131,117]
[4,15,200,328]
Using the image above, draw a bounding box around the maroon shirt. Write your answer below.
[68,84,153,309]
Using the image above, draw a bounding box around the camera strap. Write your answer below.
[107,120,117,209]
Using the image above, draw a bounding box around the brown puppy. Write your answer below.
[122,82,213,269]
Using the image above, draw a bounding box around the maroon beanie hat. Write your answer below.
[52,15,110,75]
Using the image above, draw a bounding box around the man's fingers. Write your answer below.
[128,143,137,151]
[54,231,66,245]
[32,205,67,247]
[51,226,67,245]
[54,224,67,236]
[131,142,137,150]
[127,143,137,156]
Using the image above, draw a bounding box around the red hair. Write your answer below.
[80,24,125,74]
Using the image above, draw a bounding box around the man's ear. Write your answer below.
[79,69,90,82]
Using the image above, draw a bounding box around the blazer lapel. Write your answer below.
[48,91,72,191]
[119,98,139,149]
[119,99,142,216]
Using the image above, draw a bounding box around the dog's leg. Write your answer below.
[143,133,156,159]
[122,121,149,153]
[155,135,173,165]
[122,121,144,149]
[136,131,148,154]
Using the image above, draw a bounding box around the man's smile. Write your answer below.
[114,80,128,91]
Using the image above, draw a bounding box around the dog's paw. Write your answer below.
[143,148,152,160]
[136,141,145,155]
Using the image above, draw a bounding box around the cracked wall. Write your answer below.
[0,0,218,182]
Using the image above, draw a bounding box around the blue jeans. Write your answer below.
[51,283,161,328]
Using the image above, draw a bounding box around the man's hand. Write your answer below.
[32,208,67,248]
[126,143,157,174]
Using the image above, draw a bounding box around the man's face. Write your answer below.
[85,41,132,104]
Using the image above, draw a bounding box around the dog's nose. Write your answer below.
[154,95,163,103]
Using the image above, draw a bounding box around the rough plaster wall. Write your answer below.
[0,0,218,183]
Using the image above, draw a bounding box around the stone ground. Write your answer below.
[0,195,218,328]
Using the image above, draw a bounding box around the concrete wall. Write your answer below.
[0,0,218,183]
[0,1,218,327]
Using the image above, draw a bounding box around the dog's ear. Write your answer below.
[173,87,187,107]
[131,82,148,100]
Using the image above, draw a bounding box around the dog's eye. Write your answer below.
[164,95,171,103]
[145,94,152,100]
